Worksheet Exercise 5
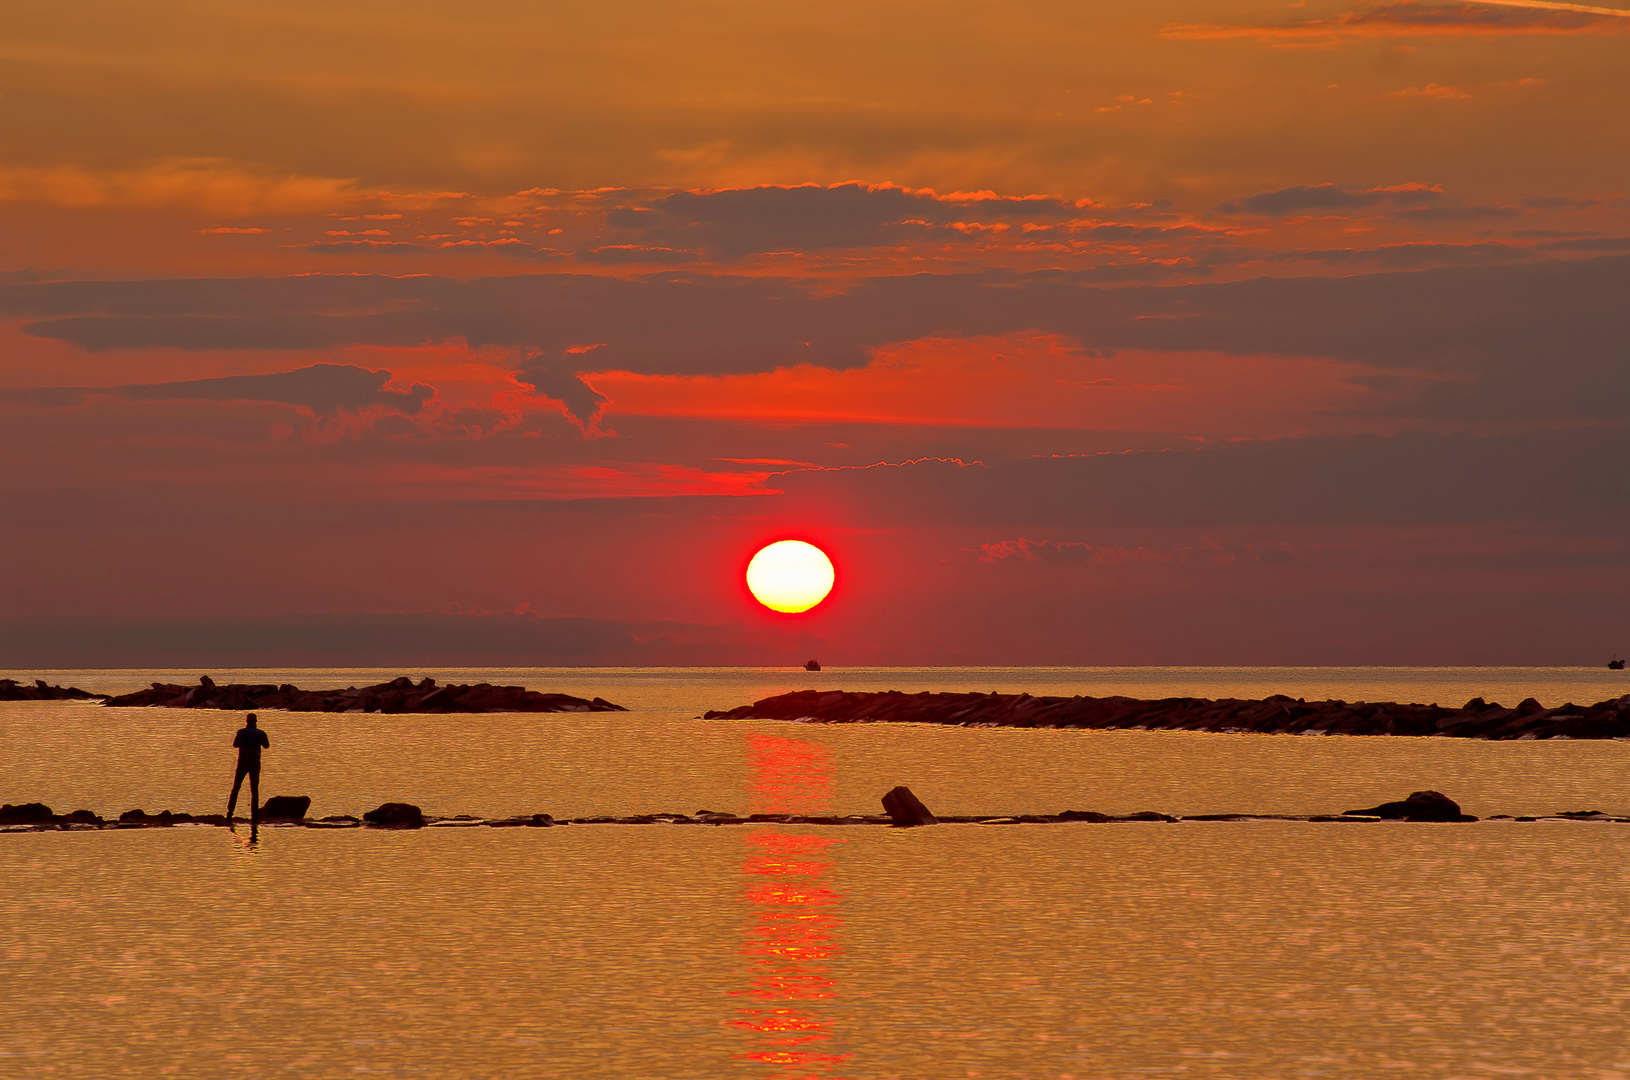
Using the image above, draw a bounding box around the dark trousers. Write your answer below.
[228,762,261,821]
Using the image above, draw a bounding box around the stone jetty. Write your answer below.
[0,678,107,701]
[5,789,1629,834]
[702,690,1630,740]
[99,675,626,713]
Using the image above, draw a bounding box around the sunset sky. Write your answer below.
[3,0,1628,666]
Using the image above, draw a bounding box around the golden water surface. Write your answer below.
[4,668,1629,1078]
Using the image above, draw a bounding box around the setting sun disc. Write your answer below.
[746,541,835,613]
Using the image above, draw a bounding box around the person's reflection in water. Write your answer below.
[232,821,260,851]
[731,734,852,1077]
[227,713,270,825]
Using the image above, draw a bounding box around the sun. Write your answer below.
[746,540,836,613]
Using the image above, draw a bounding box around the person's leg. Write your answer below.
[228,763,248,819]
[249,767,261,822]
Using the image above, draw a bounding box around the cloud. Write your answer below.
[1394,83,1474,99]
[308,240,429,253]
[770,427,1630,528]
[978,538,1166,563]
[977,536,1306,565]
[0,159,368,216]
[6,254,1630,421]
[0,364,433,415]
[511,350,612,429]
[1216,182,1444,216]
[1164,1,1630,42]
[605,182,1082,259]
[574,244,701,265]
[1272,241,1530,267]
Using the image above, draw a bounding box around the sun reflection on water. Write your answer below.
[732,734,852,1077]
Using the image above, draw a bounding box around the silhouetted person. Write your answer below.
[227,713,270,823]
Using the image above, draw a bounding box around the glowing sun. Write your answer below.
[746,541,835,613]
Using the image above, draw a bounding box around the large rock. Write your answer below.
[881,786,938,827]
[363,802,425,829]
[260,795,312,820]
[0,802,54,824]
[1343,790,1477,822]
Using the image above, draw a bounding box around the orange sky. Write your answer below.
[2,1,1628,665]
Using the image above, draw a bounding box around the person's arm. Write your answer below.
[233,730,246,748]
[260,730,270,749]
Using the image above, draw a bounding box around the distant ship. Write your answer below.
[805,660,822,671]
[1611,657,1626,670]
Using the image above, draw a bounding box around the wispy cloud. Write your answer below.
[1164,1,1630,42]
[0,159,367,216]
[1465,0,1630,16]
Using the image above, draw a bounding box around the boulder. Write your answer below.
[259,795,312,820]
[0,802,54,825]
[363,802,425,829]
[118,808,179,825]
[1343,790,1476,822]
[881,785,938,827]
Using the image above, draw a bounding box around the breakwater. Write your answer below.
[0,678,104,701]
[703,689,1630,739]
[101,675,626,713]
[4,799,1625,832]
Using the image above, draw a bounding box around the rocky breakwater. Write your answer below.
[7,789,1630,833]
[102,675,626,714]
[0,678,108,702]
[703,689,1630,740]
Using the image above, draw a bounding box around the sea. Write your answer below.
[3,666,1629,1079]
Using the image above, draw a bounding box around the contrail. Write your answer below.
[1462,0,1630,16]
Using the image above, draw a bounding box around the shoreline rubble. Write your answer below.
[702,689,1630,740]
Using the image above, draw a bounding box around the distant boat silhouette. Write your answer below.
[1611,657,1626,670]
[805,660,822,671]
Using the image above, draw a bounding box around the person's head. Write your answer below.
[246,713,258,728]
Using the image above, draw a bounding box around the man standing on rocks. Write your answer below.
[227,713,270,824]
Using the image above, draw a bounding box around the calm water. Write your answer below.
[4,667,1630,1078]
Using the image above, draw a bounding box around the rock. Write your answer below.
[0,802,54,824]
[117,808,181,826]
[363,802,425,828]
[1343,790,1477,822]
[259,795,312,820]
[881,785,938,827]
[59,809,103,825]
